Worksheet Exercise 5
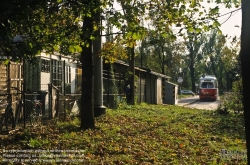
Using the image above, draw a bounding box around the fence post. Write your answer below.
[7,59,10,94]
[119,73,121,102]
[139,73,141,104]
[63,60,65,95]
[107,70,110,106]
[56,88,59,118]
[23,93,26,128]
[23,59,26,128]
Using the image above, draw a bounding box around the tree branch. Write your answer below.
[100,32,124,36]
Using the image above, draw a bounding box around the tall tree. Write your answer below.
[115,0,147,105]
[240,0,250,162]
[136,29,184,81]
[221,37,241,90]
[185,33,205,92]
[79,1,96,129]
[202,31,227,89]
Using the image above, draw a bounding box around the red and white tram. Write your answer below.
[199,75,219,101]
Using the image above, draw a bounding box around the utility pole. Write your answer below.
[93,0,106,116]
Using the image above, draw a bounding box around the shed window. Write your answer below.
[41,59,50,72]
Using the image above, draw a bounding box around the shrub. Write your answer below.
[217,78,243,114]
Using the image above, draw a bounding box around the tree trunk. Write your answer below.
[189,46,196,93]
[190,64,196,93]
[240,0,250,162]
[128,46,135,105]
[80,15,95,129]
[210,56,217,77]
[226,72,230,91]
[219,61,223,91]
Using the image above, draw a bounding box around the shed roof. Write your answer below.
[138,67,171,79]
[165,81,178,86]
[113,60,171,79]
[114,60,146,72]
[150,71,171,79]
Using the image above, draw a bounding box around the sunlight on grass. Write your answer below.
[0,104,246,164]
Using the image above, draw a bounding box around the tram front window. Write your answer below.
[201,82,214,88]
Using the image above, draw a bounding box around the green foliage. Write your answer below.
[232,78,243,94]
[117,96,129,109]
[19,128,33,140]
[138,29,185,80]
[107,93,120,109]
[217,78,243,114]
[0,0,106,61]
[56,117,80,131]
[124,71,138,83]
[29,138,50,148]
[100,35,129,63]
[0,0,226,63]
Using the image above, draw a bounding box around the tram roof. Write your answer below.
[199,75,217,80]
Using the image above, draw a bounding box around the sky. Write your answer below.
[172,2,242,38]
[108,1,242,40]
[218,6,241,38]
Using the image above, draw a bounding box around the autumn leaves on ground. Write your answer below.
[0,104,246,165]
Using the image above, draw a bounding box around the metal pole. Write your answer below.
[93,10,106,116]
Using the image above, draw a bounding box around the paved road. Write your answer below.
[178,96,221,110]
[177,95,199,106]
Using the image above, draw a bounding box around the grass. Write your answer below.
[0,103,246,165]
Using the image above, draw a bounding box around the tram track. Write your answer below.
[182,99,201,107]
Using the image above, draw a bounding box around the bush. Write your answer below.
[217,78,243,114]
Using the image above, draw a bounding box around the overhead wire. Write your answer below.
[220,12,233,25]
[220,9,240,25]
[107,1,241,20]
[105,2,241,36]
[217,7,241,18]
